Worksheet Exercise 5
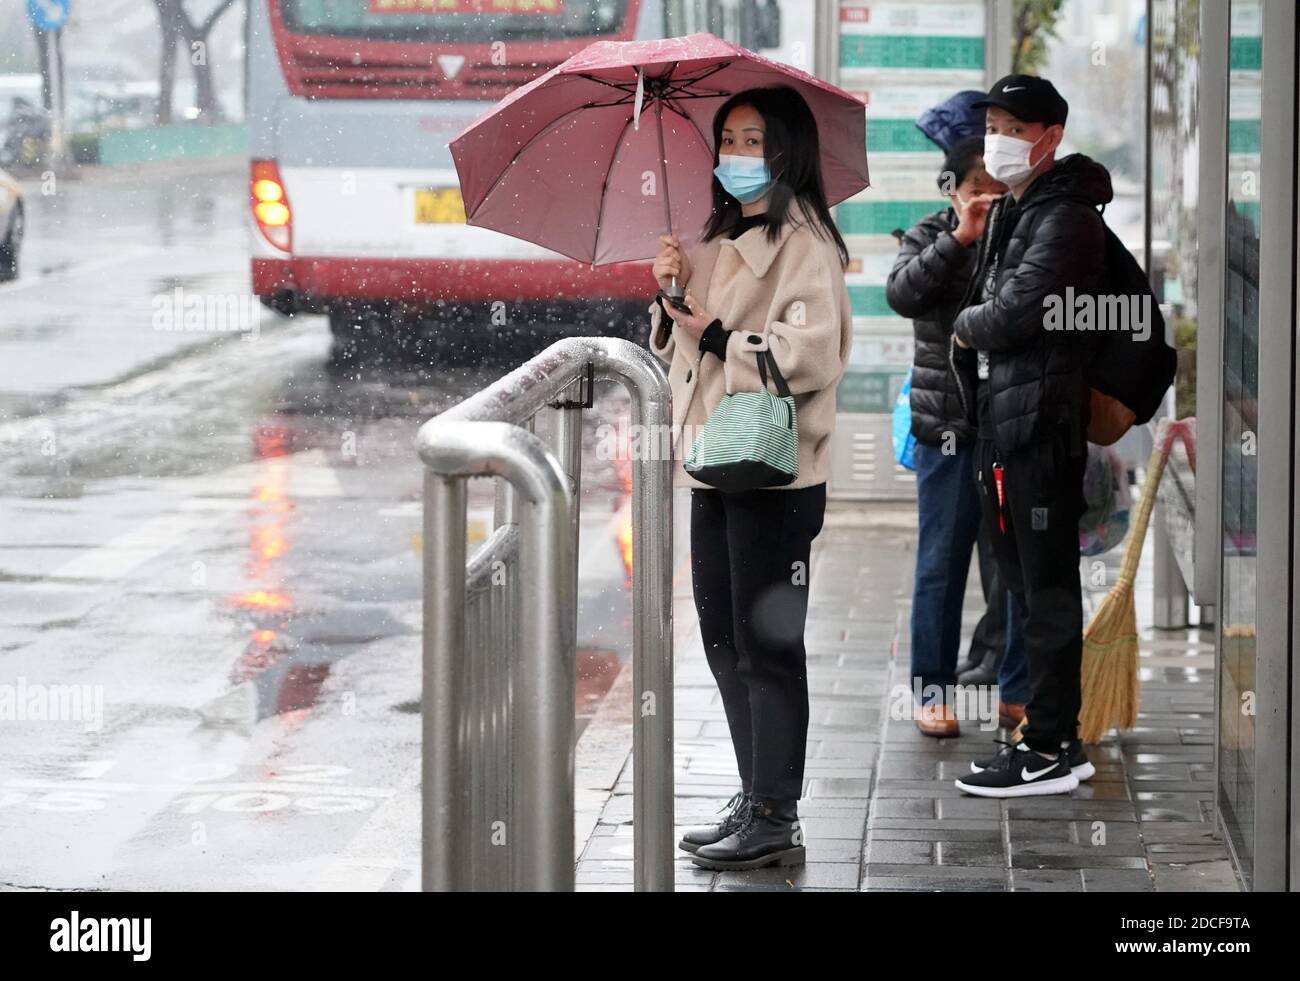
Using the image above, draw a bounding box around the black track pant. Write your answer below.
[690,483,826,801]
[974,426,1086,753]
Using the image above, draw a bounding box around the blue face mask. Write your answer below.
[714,153,773,204]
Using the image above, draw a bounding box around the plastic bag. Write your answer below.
[1079,442,1131,555]
[891,369,917,471]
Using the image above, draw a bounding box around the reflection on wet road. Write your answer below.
[0,163,638,890]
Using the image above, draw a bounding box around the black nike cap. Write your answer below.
[972,74,1069,127]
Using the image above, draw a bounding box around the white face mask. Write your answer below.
[983,130,1051,185]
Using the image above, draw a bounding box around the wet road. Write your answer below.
[0,163,637,890]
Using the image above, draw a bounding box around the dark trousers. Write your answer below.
[690,483,826,801]
[972,521,1008,659]
[910,441,983,692]
[974,427,1086,753]
[910,441,1024,698]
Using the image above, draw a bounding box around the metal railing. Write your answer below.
[416,336,674,892]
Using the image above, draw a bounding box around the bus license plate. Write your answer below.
[415,188,466,224]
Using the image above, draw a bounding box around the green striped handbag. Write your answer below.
[684,349,799,491]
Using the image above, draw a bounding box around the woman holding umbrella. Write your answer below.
[650,85,853,871]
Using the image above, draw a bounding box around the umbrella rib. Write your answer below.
[590,113,637,265]
[662,99,715,159]
[581,96,639,108]
[658,61,732,98]
[577,61,738,103]
[578,91,729,113]
[575,72,648,96]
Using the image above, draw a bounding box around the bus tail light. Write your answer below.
[251,159,292,252]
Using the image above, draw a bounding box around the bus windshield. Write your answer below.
[281,0,629,43]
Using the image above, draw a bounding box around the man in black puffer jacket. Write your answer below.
[952,76,1110,798]
[886,136,1028,738]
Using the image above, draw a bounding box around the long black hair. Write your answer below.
[700,85,850,268]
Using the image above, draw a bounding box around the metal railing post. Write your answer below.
[511,432,576,891]
[423,471,468,891]
[1152,498,1190,628]
[420,421,575,890]
[417,337,673,892]
[608,349,675,894]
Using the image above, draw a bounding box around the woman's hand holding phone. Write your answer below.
[662,289,713,340]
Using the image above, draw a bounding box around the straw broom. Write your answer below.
[1076,426,1179,742]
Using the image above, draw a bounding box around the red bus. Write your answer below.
[246,0,668,353]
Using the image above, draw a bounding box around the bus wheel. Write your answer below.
[0,204,22,283]
[328,303,389,364]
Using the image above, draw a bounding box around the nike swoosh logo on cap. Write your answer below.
[1002,86,1027,92]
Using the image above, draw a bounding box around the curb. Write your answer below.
[11,154,246,187]
[573,655,636,848]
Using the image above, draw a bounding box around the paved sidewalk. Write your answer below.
[574,495,1239,892]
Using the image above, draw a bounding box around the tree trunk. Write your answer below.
[189,44,222,123]
[183,0,241,124]
[154,0,183,125]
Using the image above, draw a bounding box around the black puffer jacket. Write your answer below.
[953,154,1112,454]
[885,207,978,446]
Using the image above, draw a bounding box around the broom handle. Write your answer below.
[1116,421,1177,587]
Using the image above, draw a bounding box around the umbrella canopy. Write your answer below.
[449,33,869,266]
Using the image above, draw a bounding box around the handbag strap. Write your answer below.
[756,349,793,400]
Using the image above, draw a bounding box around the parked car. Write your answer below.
[0,167,23,281]
[0,97,50,169]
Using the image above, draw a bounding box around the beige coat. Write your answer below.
[647,211,854,490]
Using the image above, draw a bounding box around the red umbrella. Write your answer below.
[449,33,869,272]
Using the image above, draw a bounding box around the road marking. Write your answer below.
[3,779,397,799]
[47,512,205,581]
[0,246,163,296]
[32,448,346,583]
[306,762,420,891]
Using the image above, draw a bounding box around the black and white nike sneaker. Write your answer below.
[955,742,1078,797]
[970,738,1095,782]
[1061,739,1095,781]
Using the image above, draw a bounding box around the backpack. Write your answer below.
[1080,223,1177,444]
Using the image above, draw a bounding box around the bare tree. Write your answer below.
[153,0,241,124]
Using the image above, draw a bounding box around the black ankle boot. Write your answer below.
[958,645,1004,686]
[678,791,752,853]
[689,797,805,870]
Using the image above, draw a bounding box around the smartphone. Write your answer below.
[655,289,693,315]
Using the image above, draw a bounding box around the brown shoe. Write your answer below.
[916,703,959,738]
[998,701,1026,728]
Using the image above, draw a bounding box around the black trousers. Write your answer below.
[690,483,826,801]
[974,427,1086,753]
[970,520,1008,660]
